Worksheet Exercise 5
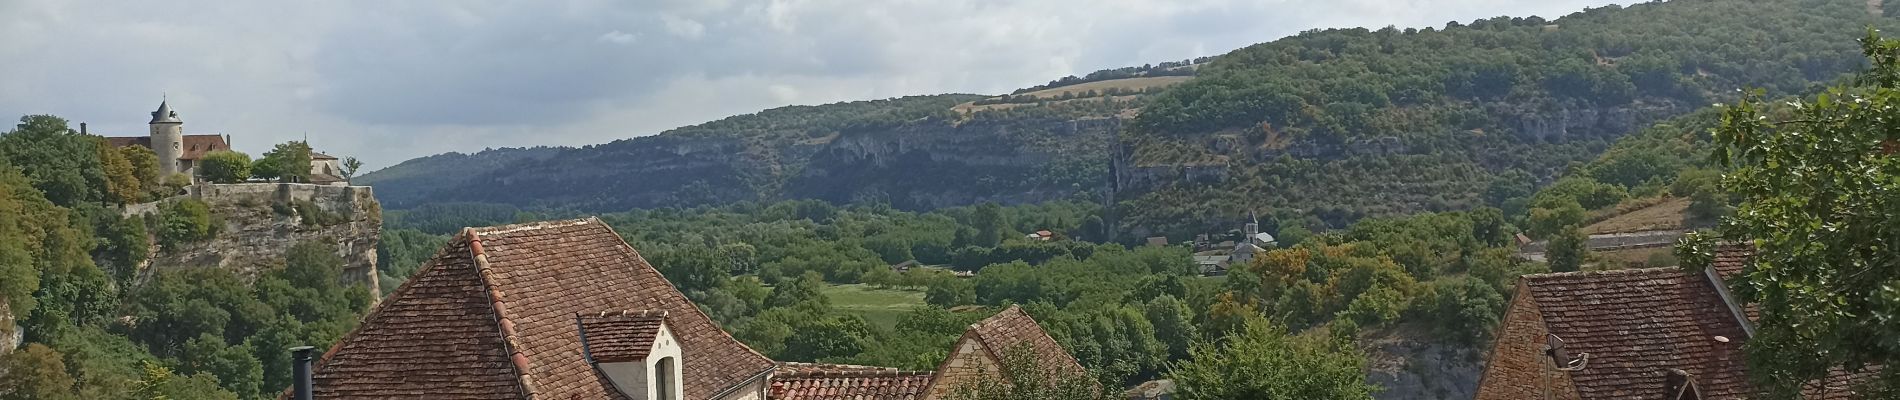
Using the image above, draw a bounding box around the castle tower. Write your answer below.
[149,100,184,177]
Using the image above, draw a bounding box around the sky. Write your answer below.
[0,0,1625,171]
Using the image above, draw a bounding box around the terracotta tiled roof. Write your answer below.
[770,363,933,400]
[300,236,526,399]
[1710,244,1751,280]
[1707,244,1762,322]
[297,218,775,399]
[1520,268,1753,399]
[578,310,668,363]
[467,218,776,398]
[103,134,230,160]
[966,305,1086,377]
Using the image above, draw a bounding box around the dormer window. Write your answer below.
[578,310,681,400]
[655,356,677,400]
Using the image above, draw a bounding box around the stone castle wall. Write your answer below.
[128,183,382,297]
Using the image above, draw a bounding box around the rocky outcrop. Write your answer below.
[1364,325,1484,400]
[0,298,17,354]
[129,183,382,297]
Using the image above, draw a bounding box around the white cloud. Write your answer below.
[660,14,706,39]
[0,0,1627,170]
[597,30,639,44]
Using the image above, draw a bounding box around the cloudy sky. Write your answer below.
[0,0,1623,171]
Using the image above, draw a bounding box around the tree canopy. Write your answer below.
[1683,30,1900,397]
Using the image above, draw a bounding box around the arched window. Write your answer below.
[655,357,677,400]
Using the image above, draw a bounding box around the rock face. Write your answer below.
[1363,324,1485,400]
[130,183,382,297]
[0,298,17,354]
[387,115,1117,212]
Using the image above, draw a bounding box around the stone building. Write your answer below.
[103,100,231,182]
[104,99,349,184]
[287,218,1085,400]
[1474,246,1865,399]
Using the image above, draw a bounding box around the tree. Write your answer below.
[0,343,78,400]
[0,115,107,206]
[1166,315,1376,400]
[120,145,160,198]
[1546,226,1586,273]
[767,271,828,309]
[970,202,1009,248]
[250,157,282,183]
[340,156,363,180]
[94,137,142,204]
[133,361,239,400]
[1143,295,1198,361]
[926,278,975,307]
[1685,32,1900,397]
[260,141,312,183]
[198,150,252,184]
[156,199,215,251]
[780,315,873,361]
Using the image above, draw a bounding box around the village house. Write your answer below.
[284,217,1085,400]
[103,100,349,185]
[1474,245,1865,399]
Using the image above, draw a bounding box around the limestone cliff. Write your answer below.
[128,183,382,297]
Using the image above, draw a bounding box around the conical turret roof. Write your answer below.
[150,100,181,124]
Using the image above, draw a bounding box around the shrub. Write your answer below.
[198,151,252,184]
[157,199,215,251]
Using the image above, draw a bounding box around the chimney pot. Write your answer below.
[291,346,316,400]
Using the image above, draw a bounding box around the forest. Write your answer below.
[0,116,371,400]
[1118,0,1900,238]
[10,0,1900,398]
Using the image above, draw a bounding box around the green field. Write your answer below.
[823,284,928,329]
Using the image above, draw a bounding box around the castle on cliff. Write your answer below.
[101,100,348,185]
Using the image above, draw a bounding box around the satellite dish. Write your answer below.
[1544,334,1589,370]
[1546,334,1569,363]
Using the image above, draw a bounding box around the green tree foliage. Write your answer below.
[156,199,216,251]
[249,157,281,183]
[767,271,829,309]
[119,145,161,200]
[259,141,312,183]
[197,150,252,184]
[133,361,238,400]
[1117,0,1893,233]
[1166,315,1377,400]
[1685,32,1900,397]
[1424,277,1508,345]
[1143,295,1197,361]
[93,137,143,204]
[0,343,78,400]
[780,314,875,361]
[1546,226,1586,273]
[376,228,448,292]
[0,158,109,341]
[339,157,362,180]
[0,115,107,206]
